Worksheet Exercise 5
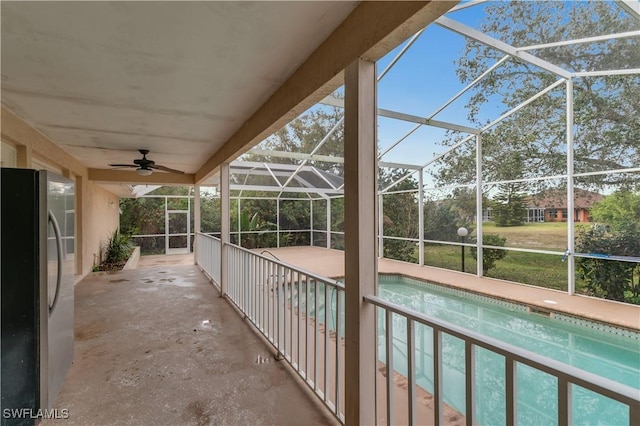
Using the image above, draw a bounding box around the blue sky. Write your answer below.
[255,1,635,191]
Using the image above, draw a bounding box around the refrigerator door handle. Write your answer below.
[48,210,63,313]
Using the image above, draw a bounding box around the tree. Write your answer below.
[380,169,419,262]
[589,190,640,228]
[436,1,640,191]
[246,105,344,176]
[424,200,458,242]
[491,184,527,227]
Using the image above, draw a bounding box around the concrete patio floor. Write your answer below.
[44,263,336,425]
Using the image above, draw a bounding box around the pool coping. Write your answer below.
[255,246,640,333]
[376,272,640,341]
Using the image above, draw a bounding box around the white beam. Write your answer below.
[378,108,479,134]
[436,16,572,79]
[517,30,640,51]
[379,161,423,171]
[572,68,640,77]
[321,95,480,134]
[615,0,640,24]
[248,149,345,164]
[448,0,491,13]
[230,184,341,195]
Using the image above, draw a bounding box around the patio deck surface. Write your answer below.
[261,246,640,332]
[44,262,336,426]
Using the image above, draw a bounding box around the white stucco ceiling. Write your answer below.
[1,1,358,175]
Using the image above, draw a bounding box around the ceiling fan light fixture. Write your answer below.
[136,167,153,176]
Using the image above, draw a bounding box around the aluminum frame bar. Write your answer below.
[381,77,564,193]
[436,16,572,79]
[321,95,479,134]
[517,30,640,51]
[615,0,640,24]
[427,55,510,121]
[573,68,640,77]
[448,0,491,13]
[379,108,479,134]
[379,55,508,160]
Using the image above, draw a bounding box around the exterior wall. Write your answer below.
[544,208,593,223]
[1,107,119,280]
[82,181,119,273]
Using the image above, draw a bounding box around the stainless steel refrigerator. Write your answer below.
[1,168,75,424]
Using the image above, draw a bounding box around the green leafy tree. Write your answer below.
[200,196,221,234]
[120,197,165,236]
[589,190,640,228]
[246,105,344,176]
[424,201,458,242]
[380,169,419,262]
[436,1,640,190]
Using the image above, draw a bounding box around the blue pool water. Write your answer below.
[376,275,640,426]
[299,275,639,425]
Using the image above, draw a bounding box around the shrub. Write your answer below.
[576,222,640,303]
[471,233,508,275]
[97,229,134,271]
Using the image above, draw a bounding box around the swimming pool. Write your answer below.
[300,275,639,425]
[376,274,640,426]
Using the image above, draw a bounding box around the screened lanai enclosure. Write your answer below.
[109,2,640,424]
[121,0,632,306]
[123,0,639,302]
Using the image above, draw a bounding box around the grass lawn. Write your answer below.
[480,222,576,251]
[401,221,597,292]
[422,243,577,291]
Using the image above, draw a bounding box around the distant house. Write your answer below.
[481,189,604,223]
[526,188,604,223]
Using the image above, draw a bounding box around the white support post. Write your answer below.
[237,197,241,246]
[221,163,230,297]
[187,191,192,253]
[193,185,200,263]
[310,199,314,246]
[277,198,281,248]
[566,79,576,295]
[326,199,331,249]
[476,134,483,277]
[344,58,377,426]
[164,196,169,254]
[378,194,384,258]
[418,171,424,266]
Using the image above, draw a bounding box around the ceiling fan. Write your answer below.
[109,149,184,176]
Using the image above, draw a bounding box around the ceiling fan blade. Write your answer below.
[108,164,138,168]
[151,164,185,174]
